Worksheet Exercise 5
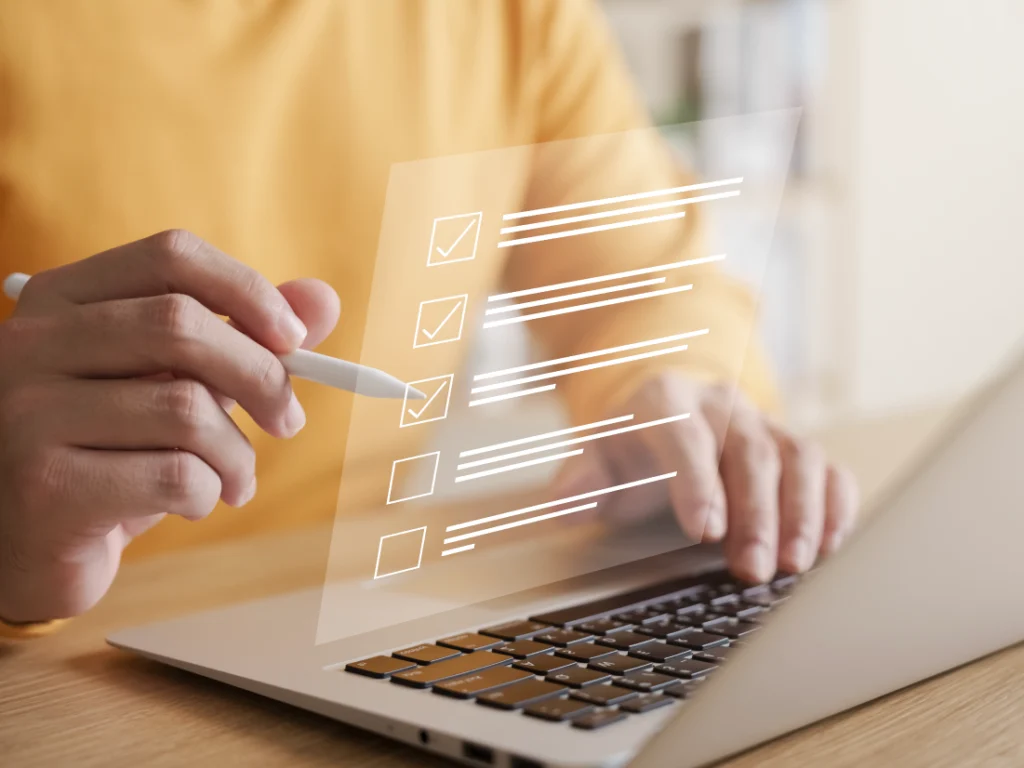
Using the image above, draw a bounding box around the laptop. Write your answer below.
[108,347,1024,768]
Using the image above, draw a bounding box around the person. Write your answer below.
[0,0,857,635]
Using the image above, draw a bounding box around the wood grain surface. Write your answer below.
[3,406,1022,767]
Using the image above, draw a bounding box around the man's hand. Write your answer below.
[0,230,340,623]
[554,372,859,583]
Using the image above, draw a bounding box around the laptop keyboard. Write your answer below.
[343,569,798,731]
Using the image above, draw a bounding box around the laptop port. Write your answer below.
[462,742,494,764]
[510,757,544,768]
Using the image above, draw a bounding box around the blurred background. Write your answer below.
[592,0,1024,430]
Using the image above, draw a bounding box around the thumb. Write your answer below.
[277,278,341,350]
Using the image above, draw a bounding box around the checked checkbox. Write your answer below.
[427,212,482,267]
[412,294,468,349]
[400,374,454,428]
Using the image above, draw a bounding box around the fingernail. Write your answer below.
[284,393,306,435]
[786,538,811,572]
[240,477,257,506]
[703,508,726,541]
[280,312,308,348]
[744,544,774,583]
[823,530,844,555]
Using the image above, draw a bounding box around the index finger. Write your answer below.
[20,229,307,354]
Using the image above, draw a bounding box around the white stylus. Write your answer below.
[2,272,424,401]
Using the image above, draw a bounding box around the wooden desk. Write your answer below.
[4,406,1024,767]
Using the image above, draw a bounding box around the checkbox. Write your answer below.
[386,451,441,505]
[373,526,428,579]
[413,294,468,349]
[400,374,454,428]
[427,212,483,267]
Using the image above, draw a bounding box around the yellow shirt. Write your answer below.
[0,0,775,562]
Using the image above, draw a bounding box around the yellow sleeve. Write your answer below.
[0,617,67,639]
[505,0,779,422]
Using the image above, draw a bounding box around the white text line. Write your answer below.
[500,190,740,235]
[442,503,600,544]
[454,449,584,484]
[473,330,709,382]
[482,285,692,329]
[456,414,690,471]
[470,344,689,394]
[503,178,744,221]
[468,384,557,408]
[459,414,635,458]
[498,211,686,249]
[445,472,678,533]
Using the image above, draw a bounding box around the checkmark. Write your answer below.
[400,374,454,428]
[420,300,463,340]
[435,218,477,260]
[412,294,468,349]
[427,212,483,267]
[408,378,448,419]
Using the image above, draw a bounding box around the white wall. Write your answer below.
[849,0,1024,412]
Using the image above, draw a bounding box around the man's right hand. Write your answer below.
[0,230,340,623]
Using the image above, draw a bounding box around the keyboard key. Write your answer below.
[615,609,668,626]
[588,655,652,676]
[629,643,692,664]
[570,684,638,707]
[513,655,576,674]
[670,631,730,650]
[477,679,566,710]
[596,631,655,651]
[636,620,692,640]
[660,595,703,614]
[664,682,698,699]
[392,644,461,665]
[433,666,534,699]
[392,651,511,688]
[655,659,718,679]
[620,693,674,714]
[742,592,781,609]
[616,671,677,693]
[694,646,735,664]
[572,710,629,730]
[493,640,555,659]
[344,656,417,678]
[674,601,709,618]
[524,697,595,722]
[578,618,634,635]
[546,666,612,688]
[437,632,501,652]
[704,620,760,639]
[711,602,764,619]
[480,620,549,641]
[534,628,594,647]
[771,574,799,591]
[530,573,726,627]
[555,643,617,663]
[705,583,741,601]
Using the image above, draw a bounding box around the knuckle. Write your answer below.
[155,450,198,499]
[732,427,779,469]
[161,380,211,436]
[249,351,288,396]
[151,228,203,264]
[11,448,73,509]
[155,452,218,519]
[0,316,47,362]
[152,293,204,341]
[0,384,40,432]
[776,432,824,467]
